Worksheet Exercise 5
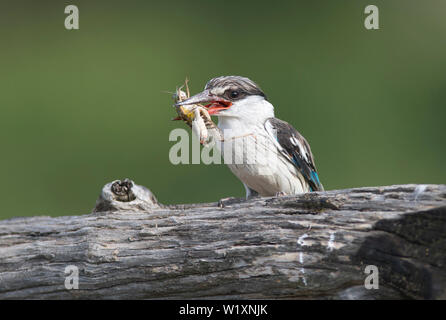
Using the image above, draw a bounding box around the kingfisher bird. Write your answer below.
[176,76,324,198]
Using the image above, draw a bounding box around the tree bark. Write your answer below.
[0,182,445,299]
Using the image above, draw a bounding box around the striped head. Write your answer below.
[176,76,274,122]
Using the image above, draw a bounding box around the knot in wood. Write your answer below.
[111,179,136,202]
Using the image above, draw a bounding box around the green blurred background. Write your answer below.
[0,0,445,219]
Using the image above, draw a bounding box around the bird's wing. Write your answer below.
[264,117,324,191]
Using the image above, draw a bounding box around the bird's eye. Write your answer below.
[230,91,239,99]
[224,89,244,100]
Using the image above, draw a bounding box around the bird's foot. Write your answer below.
[275,191,287,197]
[247,194,261,200]
[218,197,245,208]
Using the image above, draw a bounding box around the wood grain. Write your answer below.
[0,182,445,299]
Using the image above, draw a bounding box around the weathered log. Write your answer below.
[0,182,445,299]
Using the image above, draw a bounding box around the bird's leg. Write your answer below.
[219,185,260,208]
[275,191,287,197]
[217,197,246,208]
[244,184,260,199]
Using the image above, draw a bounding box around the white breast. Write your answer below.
[216,117,309,196]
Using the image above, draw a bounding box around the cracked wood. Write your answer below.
[0,183,445,299]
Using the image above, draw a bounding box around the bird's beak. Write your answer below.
[175,89,232,115]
